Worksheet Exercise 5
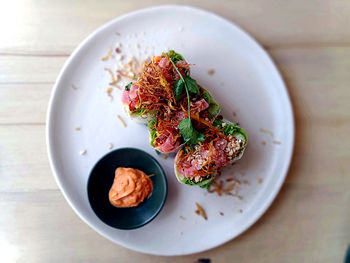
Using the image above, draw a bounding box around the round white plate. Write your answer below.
[47,5,294,256]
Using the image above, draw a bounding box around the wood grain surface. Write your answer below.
[0,0,349,262]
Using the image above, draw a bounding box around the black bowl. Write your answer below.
[87,148,168,229]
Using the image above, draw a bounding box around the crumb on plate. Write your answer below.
[107,87,113,100]
[79,149,87,155]
[195,202,207,220]
[101,47,113,61]
[207,68,215,75]
[117,114,127,127]
[259,128,274,137]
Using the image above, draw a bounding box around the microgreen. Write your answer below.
[169,55,205,145]
[125,82,132,91]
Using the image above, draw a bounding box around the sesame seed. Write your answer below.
[207,68,215,75]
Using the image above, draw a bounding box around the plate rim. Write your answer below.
[46,4,295,256]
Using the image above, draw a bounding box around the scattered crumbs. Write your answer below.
[79,149,87,155]
[108,143,114,150]
[75,127,81,131]
[71,84,78,90]
[116,56,141,79]
[117,114,127,127]
[115,32,121,36]
[162,154,168,159]
[106,87,113,101]
[208,181,222,196]
[226,178,234,182]
[238,209,243,214]
[261,141,266,145]
[207,68,215,75]
[115,47,121,53]
[195,202,207,220]
[224,183,235,192]
[179,216,186,220]
[232,111,237,117]
[178,26,184,32]
[273,140,282,145]
[104,68,121,89]
[259,128,274,137]
[258,178,263,184]
[148,174,155,177]
[219,212,224,216]
[242,180,250,185]
[117,54,124,61]
[101,47,113,61]
[115,42,121,48]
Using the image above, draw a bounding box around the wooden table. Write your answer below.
[1,1,349,262]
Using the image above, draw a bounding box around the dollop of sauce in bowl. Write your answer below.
[109,167,153,208]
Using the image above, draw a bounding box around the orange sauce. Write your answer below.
[109,167,153,208]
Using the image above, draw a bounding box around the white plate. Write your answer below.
[47,5,294,256]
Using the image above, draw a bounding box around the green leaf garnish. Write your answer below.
[201,89,221,118]
[173,76,199,101]
[181,176,214,189]
[173,79,184,101]
[148,116,157,146]
[183,76,199,94]
[169,55,205,145]
[125,82,132,91]
[168,50,185,63]
[179,118,205,145]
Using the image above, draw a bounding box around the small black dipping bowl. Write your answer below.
[87,148,168,230]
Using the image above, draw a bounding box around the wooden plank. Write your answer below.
[0,56,66,83]
[0,0,350,55]
[1,47,350,124]
[0,125,57,192]
[0,178,348,262]
[0,84,51,124]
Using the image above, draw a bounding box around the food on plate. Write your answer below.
[120,50,247,189]
[109,167,153,208]
[174,118,247,189]
[194,202,207,220]
[121,50,220,152]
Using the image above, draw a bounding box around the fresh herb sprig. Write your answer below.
[168,55,205,145]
